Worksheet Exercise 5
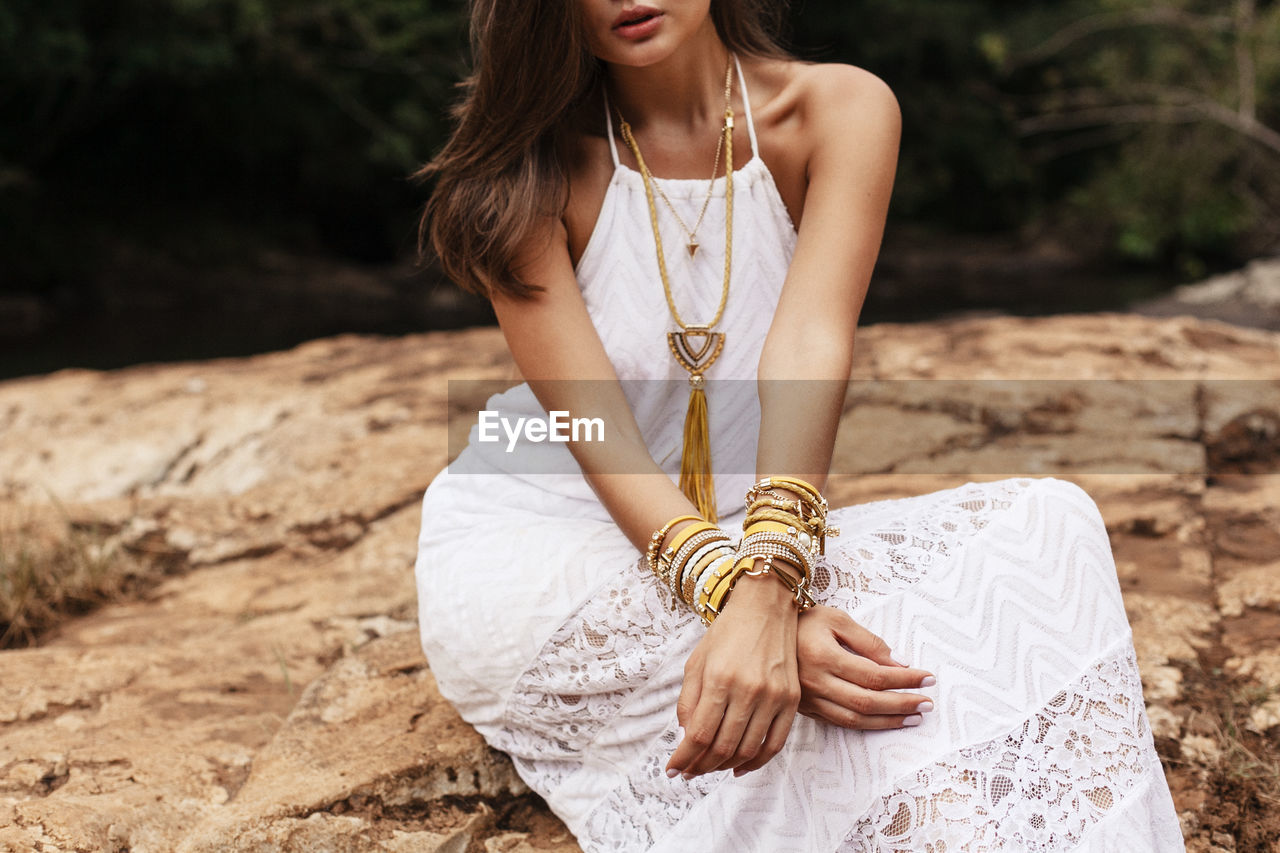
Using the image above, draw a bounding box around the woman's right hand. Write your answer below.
[795,605,935,729]
[666,574,802,780]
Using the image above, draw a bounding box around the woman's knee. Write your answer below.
[1029,476,1107,528]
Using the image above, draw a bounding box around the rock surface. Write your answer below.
[1,313,1279,851]
[1132,255,1280,331]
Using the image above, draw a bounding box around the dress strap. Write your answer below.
[602,85,622,168]
[732,53,760,159]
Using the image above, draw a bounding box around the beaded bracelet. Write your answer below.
[738,536,814,581]
[658,521,719,578]
[649,476,837,625]
[742,520,819,557]
[750,476,828,513]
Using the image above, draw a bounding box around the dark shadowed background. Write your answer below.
[2,0,1278,379]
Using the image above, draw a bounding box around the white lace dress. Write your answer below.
[414,57,1185,852]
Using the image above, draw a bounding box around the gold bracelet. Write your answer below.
[746,478,823,512]
[683,545,733,606]
[758,476,827,511]
[749,481,824,525]
[745,477,840,554]
[746,555,816,610]
[738,537,813,583]
[747,495,806,515]
[660,517,721,563]
[746,496,823,530]
[696,553,747,625]
[661,521,718,572]
[744,508,819,542]
[646,514,704,576]
[667,529,730,596]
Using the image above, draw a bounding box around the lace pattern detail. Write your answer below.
[583,726,721,850]
[813,478,1036,614]
[840,646,1177,851]
[488,557,700,801]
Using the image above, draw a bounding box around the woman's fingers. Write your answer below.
[684,699,754,776]
[733,707,796,775]
[675,654,704,730]
[802,695,925,731]
[666,687,726,776]
[670,677,799,778]
[705,702,776,775]
[827,610,926,672]
[826,652,933,693]
[808,669,933,717]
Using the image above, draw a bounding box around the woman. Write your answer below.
[412,1,1185,849]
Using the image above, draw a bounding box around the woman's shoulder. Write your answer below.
[745,57,900,221]
[749,56,899,130]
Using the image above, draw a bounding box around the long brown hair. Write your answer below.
[414,0,791,300]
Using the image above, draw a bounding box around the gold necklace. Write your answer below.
[648,58,734,257]
[616,55,736,522]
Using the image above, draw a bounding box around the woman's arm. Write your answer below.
[755,64,900,484]
[490,215,695,551]
[757,66,936,738]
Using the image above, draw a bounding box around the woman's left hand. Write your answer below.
[665,574,802,779]
[795,605,935,729]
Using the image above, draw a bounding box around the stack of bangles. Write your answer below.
[644,476,839,626]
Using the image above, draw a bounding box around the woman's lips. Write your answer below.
[612,8,664,40]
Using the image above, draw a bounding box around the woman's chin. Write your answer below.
[594,38,682,68]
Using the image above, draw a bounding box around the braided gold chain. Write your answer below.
[615,58,735,331]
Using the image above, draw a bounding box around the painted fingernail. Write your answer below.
[682,771,696,781]
[903,714,924,727]
[916,701,934,713]
[920,676,937,687]
[666,768,680,779]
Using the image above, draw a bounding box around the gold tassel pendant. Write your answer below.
[679,375,717,523]
[668,328,724,521]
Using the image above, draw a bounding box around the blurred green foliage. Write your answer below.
[793,0,1280,272]
[989,0,1280,273]
[0,0,467,284]
[1,0,1277,292]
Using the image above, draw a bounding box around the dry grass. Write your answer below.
[0,500,141,648]
[1166,666,1280,850]
[1218,688,1280,807]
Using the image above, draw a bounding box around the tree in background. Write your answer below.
[989,0,1280,273]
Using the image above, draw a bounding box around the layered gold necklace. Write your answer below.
[616,56,735,522]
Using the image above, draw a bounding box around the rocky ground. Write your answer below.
[1,313,1278,852]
